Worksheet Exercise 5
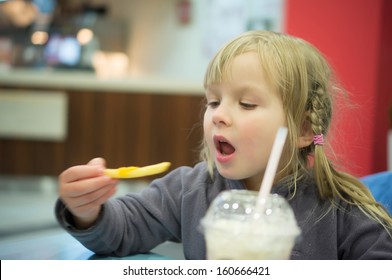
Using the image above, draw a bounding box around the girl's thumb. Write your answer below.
[88,157,106,167]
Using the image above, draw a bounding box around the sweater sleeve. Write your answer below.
[55,166,188,257]
[337,205,392,259]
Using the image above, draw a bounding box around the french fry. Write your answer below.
[104,162,171,179]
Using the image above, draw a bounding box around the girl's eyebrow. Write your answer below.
[232,84,267,97]
[205,85,221,96]
[205,83,220,91]
[205,82,270,99]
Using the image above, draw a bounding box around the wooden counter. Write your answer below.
[0,69,204,95]
[0,69,205,176]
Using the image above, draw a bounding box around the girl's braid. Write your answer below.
[307,81,332,138]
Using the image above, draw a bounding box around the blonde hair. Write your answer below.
[201,30,392,232]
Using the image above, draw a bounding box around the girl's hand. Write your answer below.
[58,158,118,229]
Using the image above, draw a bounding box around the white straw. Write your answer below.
[257,127,288,210]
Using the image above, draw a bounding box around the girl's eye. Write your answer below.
[240,102,257,109]
[206,100,220,108]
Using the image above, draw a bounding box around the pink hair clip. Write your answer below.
[313,134,324,146]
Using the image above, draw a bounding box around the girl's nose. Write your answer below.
[212,104,232,127]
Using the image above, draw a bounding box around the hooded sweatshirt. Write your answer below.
[55,162,392,259]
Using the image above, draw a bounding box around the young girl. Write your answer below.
[56,30,392,259]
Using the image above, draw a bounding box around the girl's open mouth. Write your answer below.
[214,136,236,157]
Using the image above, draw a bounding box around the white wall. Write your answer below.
[102,0,210,83]
[96,0,285,82]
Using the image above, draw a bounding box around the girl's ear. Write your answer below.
[298,115,313,148]
[298,132,313,148]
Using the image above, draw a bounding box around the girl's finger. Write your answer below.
[87,157,106,167]
[60,165,104,183]
[73,184,117,210]
[61,175,117,197]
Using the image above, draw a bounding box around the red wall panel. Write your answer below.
[285,0,389,176]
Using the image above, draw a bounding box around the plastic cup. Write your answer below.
[201,190,301,260]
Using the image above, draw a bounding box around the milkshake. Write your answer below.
[201,190,300,260]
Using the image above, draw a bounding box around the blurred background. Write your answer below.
[0,0,391,259]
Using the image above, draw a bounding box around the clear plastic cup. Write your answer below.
[201,190,301,260]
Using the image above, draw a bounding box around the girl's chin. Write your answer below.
[215,166,245,180]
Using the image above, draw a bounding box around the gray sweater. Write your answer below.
[55,162,392,259]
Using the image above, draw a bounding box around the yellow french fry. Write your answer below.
[104,162,171,179]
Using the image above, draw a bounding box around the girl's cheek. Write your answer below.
[203,112,212,131]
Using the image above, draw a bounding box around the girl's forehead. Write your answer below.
[206,52,273,87]
[205,51,263,84]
